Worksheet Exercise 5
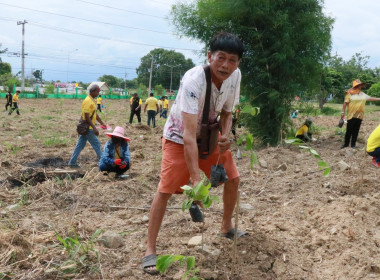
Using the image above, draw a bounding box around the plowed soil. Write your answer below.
[0,98,379,280]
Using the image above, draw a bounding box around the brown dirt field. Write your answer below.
[0,98,380,280]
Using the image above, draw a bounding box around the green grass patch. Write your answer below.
[43,137,70,147]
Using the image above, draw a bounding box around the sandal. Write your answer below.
[220,228,249,240]
[142,254,159,275]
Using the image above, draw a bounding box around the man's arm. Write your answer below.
[85,112,99,135]
[156,103,159,111]
[182,112,201,185]
[218,109,233,154]
[367,97,380,102]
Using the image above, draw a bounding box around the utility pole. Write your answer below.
[163,64,181,93]
[17,20,28,92]
[148,55,154,94]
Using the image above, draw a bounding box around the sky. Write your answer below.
[0,0,380,85]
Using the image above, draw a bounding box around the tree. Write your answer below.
[368,82,380,98]
[154,84,164,95]
[0,43,7,63]
[98,75,122,88]
[136,48,195,91]
[0,62,11,75]
[171,0,333,145]
[32,69,43,83]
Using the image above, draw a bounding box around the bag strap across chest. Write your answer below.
[202,65,212,125]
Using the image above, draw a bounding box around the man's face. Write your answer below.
[92,88,100,97]
[208,50,240,84]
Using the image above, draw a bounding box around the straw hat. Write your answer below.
[352,79,366,89]
[105,126,130,141]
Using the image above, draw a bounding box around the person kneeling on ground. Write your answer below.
[296,117,314,142]
[366,123,380,167]
[99,126,131,177]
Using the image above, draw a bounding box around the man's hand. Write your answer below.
[218,135,231,154]
[93,128,99,136]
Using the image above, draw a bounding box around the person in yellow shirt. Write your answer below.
[144,93,159,128]
[157,97,163,118]
[8,90,20,116]
[129,93,142,124]
[341,79,380,149]
[97,95,102,112]
[366,124,380,167]
[68,84,107,168]
[161,96,169,119]
[295,117,313,142]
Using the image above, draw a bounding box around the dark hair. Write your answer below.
[209,32,244,59]
[16,90,20,93]
[150,93,154,96]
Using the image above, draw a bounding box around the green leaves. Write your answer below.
[285,137,330,177]
[180,179,218,211]
[156,255,201,279]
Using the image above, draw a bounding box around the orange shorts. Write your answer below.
[158,138,240,194]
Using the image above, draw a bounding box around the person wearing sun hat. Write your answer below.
[341,79,380,149]
[98,126,131,177]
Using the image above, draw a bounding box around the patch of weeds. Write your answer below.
[335,127,345,136]
[19,186,29,206]
[0,271,14,280]
[310,125,327,135]
[52,229,103,276]
[320,106,340,116]
[41,116,54,120]
[3,142,23,155]
[157,255,203,280]
[30,108,35,112]
[44,137,70,147]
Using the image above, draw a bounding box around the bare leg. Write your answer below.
[221,177,239,233]
[145,192,172,257]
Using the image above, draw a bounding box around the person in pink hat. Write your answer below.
[98,126,131,178]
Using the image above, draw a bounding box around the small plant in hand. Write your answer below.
[181,178,220,212]
[156,255,204,280]
[285,137,331,176]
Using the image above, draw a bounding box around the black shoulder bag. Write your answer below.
[76,110,96,135]
[197,65,220,159]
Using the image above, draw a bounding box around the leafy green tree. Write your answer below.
[138,83,148,99]
[0,62,11,75]
[171,0,333,145]
[4,76,20,92]
[32,69,43,83]
[316,66,345,108]
[98,75,123,88]
[136,48,195,91]
[154,84,164,95]
[368,82,380,98]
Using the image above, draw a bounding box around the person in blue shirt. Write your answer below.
[99,126,131,178]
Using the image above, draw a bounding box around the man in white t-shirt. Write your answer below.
[142,32,247,275]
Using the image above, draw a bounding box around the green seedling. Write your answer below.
[181,179,220,211]
[285,137,331,176]
[54,229,103,275]
[156,254,204,280]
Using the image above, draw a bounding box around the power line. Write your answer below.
[0,17,199,51]
[0,2,170,34]
[27,21,199,51]
[74,0,166,19]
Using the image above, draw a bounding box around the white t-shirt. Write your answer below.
[163,65,241,144]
